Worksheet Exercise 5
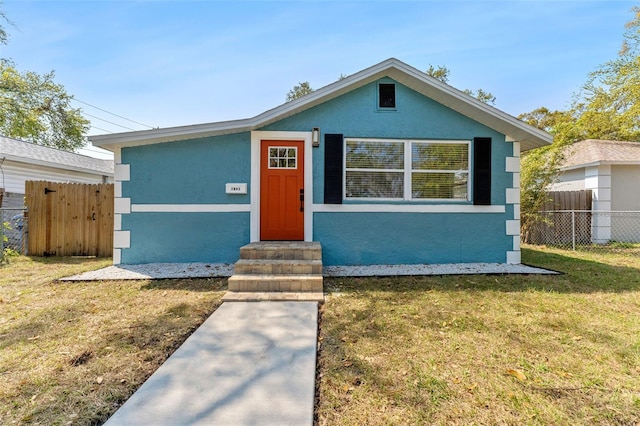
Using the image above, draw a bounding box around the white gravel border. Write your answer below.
[61,262,556,281]
[323,263,557,277]
[61,263,235,281]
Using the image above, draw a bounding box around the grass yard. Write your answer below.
[0,256,226,425]
[1,248,639,425]
[316,247,640,425]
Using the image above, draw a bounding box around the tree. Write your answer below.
[0,60,90,150]
[0,5,89,151]
[519,7,640,241]
[426,64,495,105]
[288,65,497,106]
[518,107,585,241]
[425,64,451,83]
[286,81,314,102]
[463,88,496,105]
[574,6,640,141]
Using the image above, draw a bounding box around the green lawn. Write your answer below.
[0,256,226,425]
[316,247,640,425]
[1,248,639,425]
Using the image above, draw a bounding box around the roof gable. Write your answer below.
[0,135,114,175]
[562,139,640,169]
[90,58,552,152]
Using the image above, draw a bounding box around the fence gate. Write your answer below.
[25,181,114,256]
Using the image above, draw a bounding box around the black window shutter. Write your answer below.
[473,137,492,205]
[324,134,344,204]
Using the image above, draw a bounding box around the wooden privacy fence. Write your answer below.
[25,181,114,256]
[524,190,593,245]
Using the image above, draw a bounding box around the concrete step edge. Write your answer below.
[229,274,324,281]
[235,259,323,265]
[222,291,325,302]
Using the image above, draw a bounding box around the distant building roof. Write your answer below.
[0,135,114,176]
[562,139,640,170]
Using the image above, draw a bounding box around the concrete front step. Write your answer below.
[240,242,322,261]
[228,274,323,292]
[234,259,322,275]
[222,291,324,302]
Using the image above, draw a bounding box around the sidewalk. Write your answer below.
[105,301,318,426]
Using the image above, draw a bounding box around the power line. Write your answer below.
[83,111,137,131]
[89,125,113,134]
[72,98,155,129]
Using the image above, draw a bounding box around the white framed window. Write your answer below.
[344,138,470,201]
[268,147,298,169]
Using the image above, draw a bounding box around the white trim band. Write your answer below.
[131,204,251,213]
[313,204,505,213]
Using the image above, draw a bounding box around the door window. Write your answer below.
[268,147,298,169]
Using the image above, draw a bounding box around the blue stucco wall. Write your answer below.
[314,212,507,265]
[118,78,516,266]
[261,78,514,265]
[118,133,251,264]
[121,132,251,204]
[260,78,510,206]
[121,212,249,264]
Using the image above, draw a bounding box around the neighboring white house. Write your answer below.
[0,135,114,209]
[553,139,640,243]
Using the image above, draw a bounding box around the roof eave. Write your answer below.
[562,160,640,171]
[380,62,552,150]
[2,153,114,176]
[88,58,552,151]
[89,118,255,150]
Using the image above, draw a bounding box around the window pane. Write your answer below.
[412,143,468,170]
[346,141,403,169]
[412,172,468,199]
[287,149,296,157]
[346,171,403,198]
[379,83,396,108]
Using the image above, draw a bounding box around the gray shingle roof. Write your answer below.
[0,135,113,175]
[562,139,640,169]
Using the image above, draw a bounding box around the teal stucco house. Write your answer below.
[90,58,551,267]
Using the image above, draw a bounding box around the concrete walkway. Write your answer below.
[105,301,318,426]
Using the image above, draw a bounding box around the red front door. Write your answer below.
[260,140,304,240]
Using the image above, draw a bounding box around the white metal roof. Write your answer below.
[90,58,552,152]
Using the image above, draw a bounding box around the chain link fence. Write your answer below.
[524,210,640,256]
[1,208,27,256]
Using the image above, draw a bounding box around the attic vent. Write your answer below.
[378,83,396,109]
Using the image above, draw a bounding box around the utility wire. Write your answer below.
[89,125,113,134]
[82,112,137,131]
[72,98,155,129]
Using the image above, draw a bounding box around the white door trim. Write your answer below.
[250,131,313,242]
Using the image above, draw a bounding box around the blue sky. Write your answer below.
[0,0,636,157]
